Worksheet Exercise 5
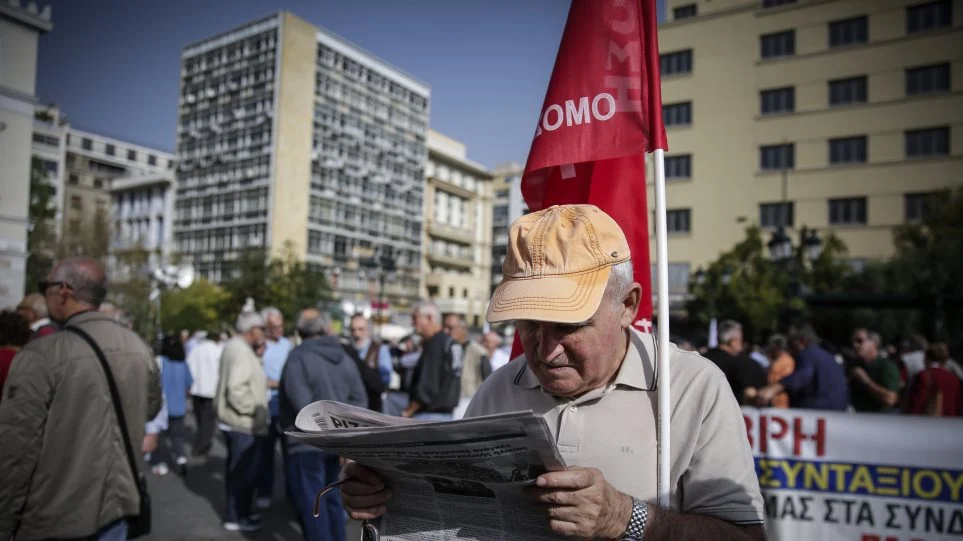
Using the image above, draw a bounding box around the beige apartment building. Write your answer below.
[651,0,962,302]
[0,1,52,308]
[421,130,494,328]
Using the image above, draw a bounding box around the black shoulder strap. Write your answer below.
[65,326,146,501]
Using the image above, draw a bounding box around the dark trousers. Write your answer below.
[192,396,216,456]
[223,430,260,523]
[167,415,186,459]
[255,416,286,500]
[286,451,345,541]
[56,518,127,541]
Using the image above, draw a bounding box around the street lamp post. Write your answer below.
[768,226,822,326]
[361,246,398,328]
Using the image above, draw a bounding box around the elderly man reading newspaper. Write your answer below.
[337,205,766,541]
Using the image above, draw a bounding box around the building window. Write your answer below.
[762,0,797,7]
[127,149,137,161]
[905,127,949,157]
[761,30,795,59]
[829,16,868,47]
[829,197,867,225]
[69,219,81,234]
[665,155,692,179]
[94,178,105,190]
[82,138,92,151]
[760,87,795,115]
[906,63,950,96]
[760,202,794,228]
[41,160,58,175]
[760,143,794,170]
[907,0,952,34]
[105,144,115,156]
[905,192,941,222]
[649,262,692,295]
[660,49,693,76]
[667,209,691,233]
[829,76,868,106]
[148,154,157,166]
[32,133,59,146]
[68,174,79,185]
[70,196,83,210]
[673,4,697,19]
[663,102,692,126]
[829,136,868,164]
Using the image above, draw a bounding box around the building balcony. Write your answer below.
[435,297,470,315]
[430,177,476,199]
[427,222,474,245]
[427,251,473,270]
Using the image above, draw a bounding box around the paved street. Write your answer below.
[144,418,362,541]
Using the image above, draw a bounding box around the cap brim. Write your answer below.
[487,266,612,324]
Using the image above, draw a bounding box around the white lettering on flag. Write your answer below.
[634,318,653,333]
[560,164,576,179]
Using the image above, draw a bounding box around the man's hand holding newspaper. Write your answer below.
[288,401,575,540]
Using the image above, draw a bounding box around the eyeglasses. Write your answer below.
[37,280,67,293]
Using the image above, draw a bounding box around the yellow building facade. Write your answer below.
[651,0,962,299]
[422,130,494,328]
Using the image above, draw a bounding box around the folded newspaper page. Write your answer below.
[290,401,568,541]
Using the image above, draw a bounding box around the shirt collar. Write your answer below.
[30,318,51,331]
[513,327,656,393]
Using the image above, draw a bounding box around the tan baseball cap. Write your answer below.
[487,204,631,324]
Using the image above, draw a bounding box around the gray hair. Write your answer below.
[261,306,283,323]
[236,311,265,333]
[718,320,743,345]
[297,309,331,338]
[607,260,635,312]
[767,333,788,352]
[413,301,440,322]
[788,323,819,345]
[51,257,107,307]
[20,293,48,319]
[866,330,882,348]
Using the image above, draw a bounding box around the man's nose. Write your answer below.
[534,323,565,360]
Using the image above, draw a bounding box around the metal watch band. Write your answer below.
[622,497,647,541]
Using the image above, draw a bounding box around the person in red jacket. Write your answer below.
[17,293,57,341]
[0,310,32,400]
[905,343,962,417]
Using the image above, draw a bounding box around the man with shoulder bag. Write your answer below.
[0,257,162,541]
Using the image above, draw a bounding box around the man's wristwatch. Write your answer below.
[622,497,648,540]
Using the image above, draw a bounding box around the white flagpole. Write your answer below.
[652,148,672,508]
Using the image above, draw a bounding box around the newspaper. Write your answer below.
[290,401,568,541]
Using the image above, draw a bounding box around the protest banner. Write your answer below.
[744,408,963,541]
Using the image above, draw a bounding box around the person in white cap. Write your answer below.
[339,205,765,540]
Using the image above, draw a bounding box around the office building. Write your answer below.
[489,162,528,295]
[109,170,176,281]
[653,0,962,303]
[421,130,493,327]
[0,1,52,308]
[173,13,430,312]
[57,128,174,255]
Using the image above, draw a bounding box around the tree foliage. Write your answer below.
[218,241,333,326]
[161,279,231,335]
[25,157,59,291]
[109,243,154,338]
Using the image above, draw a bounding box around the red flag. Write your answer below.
[510,0,667,357]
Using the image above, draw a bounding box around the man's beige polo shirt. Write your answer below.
[465,328,765,525]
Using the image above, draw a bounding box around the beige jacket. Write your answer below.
[215,336,269,435]
[0,311,162,541]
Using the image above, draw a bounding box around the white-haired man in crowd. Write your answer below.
[215,310,269,532]
[255,306,292,509]
[341,205,766,541]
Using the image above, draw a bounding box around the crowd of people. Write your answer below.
[0,204,958,541]
[679,320,961,417]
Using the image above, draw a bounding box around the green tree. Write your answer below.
[219,242,333,325]
[161,279,231,334]
[687,226,853,343]
[109,243,154,338]
[25,157,58,291]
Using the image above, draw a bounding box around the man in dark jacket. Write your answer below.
[280,308,367,541]
[757,324,849,410]
[703,320,767,405]
[402,302,461,420]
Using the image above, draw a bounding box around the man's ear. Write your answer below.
[620,283,643,328]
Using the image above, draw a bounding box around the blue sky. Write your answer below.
[37,0,664,168]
